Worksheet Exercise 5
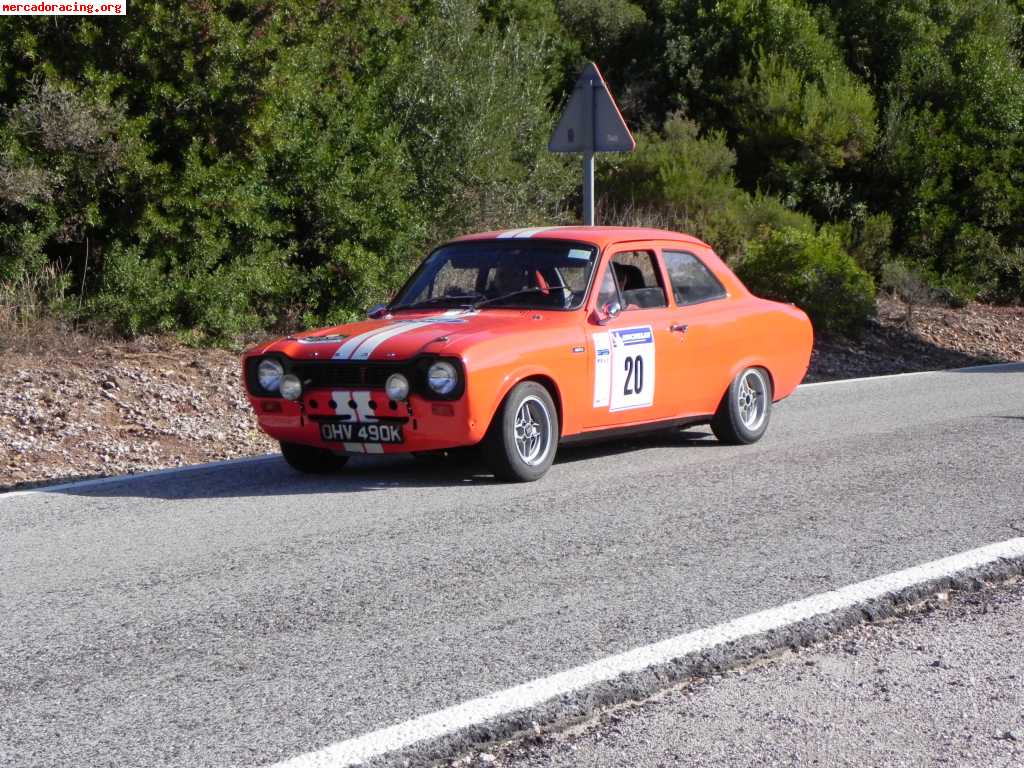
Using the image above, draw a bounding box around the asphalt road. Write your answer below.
[499,580,1024,768]
[2,364,1023,767]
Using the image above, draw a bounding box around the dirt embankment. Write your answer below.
[2,296,1022,491]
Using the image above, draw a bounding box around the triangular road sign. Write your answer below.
[549,62,636,154]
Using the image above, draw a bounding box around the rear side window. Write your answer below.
[663,250,727,306]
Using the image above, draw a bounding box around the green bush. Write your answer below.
[5,0,1024,343]
[736,227,876,336]
[0,0,571,342]
[600,115,815,261]
[824,209,893,278]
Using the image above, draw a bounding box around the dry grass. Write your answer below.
[595,199,680,231]
[0,264,106,354]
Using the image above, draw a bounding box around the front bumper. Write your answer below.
[248,389,484,454]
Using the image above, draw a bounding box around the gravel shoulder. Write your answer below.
[486,579,1024,768]
[2,296,1022,490]
[1,339,274,489]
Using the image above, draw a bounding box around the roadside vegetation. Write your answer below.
[2,0,1024,344]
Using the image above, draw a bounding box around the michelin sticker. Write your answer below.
[593,325,655,411]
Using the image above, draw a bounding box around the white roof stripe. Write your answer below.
[495,226,566,239]
[513,227,544,238]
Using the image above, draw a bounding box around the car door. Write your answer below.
[584,248,679,429]
[658,247,736,416]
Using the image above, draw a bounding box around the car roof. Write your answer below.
[449,226,710,250]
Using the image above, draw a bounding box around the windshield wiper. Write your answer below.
[474,286,571,308]
[394,294,483,310]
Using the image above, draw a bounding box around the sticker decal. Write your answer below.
[331,390,385,454]
[608,326,655,412]
[592,332,611,408]
[296,333,347,344]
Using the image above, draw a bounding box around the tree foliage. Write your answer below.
[1,0,1023,341]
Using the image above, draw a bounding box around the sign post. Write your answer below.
[549,62,636,226]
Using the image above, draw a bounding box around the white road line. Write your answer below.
[269,537,1024,768]
[797,361,1023,389]
[0,454,278,501]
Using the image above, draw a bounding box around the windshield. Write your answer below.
[391,240,599,311]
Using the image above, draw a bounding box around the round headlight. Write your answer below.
[279,374,303,401]
[427,361,458,395]
[385,373,410,401]
[257,358,284,393]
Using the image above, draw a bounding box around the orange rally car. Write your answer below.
[242,227,813,482]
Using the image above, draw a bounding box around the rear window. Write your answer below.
[663,250,727,306]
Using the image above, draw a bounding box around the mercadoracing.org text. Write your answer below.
[1,1,124,14]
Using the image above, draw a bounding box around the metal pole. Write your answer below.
[583,152,595,225]
[583,73,596,226]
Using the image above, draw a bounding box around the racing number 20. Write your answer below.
[623,354,644,396]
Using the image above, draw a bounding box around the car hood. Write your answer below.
[253,309,548,362]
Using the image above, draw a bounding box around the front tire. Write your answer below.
[280,442,349,474]
[483,382,558,482]
[710,367,772,445]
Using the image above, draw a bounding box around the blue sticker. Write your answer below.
[614,327,653,346]
[568,248,591,260]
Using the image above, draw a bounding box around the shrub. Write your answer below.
[880,259,933,328]
[600,115,815,261]
[825,209,893,278]
[736,227,876,336]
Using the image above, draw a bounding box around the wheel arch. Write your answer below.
[485,368,565,438]
[724,358,777,402]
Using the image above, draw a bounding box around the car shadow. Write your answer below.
[25,429,717,501]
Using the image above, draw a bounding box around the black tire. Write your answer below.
[279,441,350,474]
[483,381,559,482]
[710,367,773,445]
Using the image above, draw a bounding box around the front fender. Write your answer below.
[473,364,565,438]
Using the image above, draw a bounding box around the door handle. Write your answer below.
[669,323,688,334]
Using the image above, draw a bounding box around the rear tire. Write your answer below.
[710,367,772,445]
[483,382,558,482]
[280,442,349,474]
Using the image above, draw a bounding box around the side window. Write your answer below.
[610,251,668,310]
[663,250,727,306]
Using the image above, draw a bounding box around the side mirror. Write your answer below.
[367,303,391,320]
[597,300,621,326]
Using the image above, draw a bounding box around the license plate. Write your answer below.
[319,421,404,445]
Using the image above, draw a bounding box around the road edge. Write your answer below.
[269,539,1024,768]
[0,454,278,500]
[5,361,1021,500]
